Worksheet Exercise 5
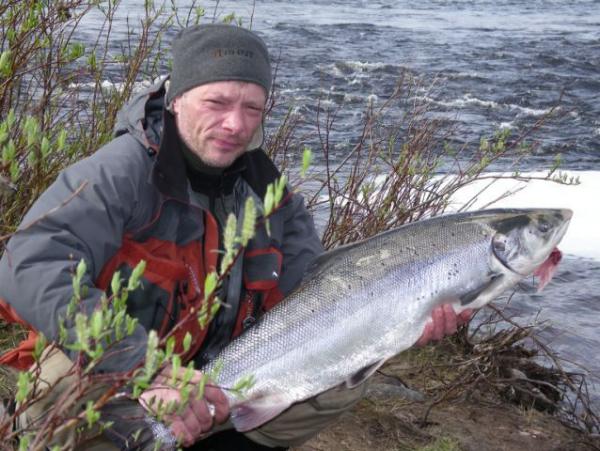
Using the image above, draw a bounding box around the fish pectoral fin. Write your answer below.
[346,359,386,388]
[460,274,504,306]
[231,395,293,432]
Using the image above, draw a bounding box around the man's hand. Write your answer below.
[139,365,230,446]
[416,304,473,347]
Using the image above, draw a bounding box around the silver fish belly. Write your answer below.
[202,208,572,431]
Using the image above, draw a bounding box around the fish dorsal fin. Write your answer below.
[346,358,386,388]
[304,240,366,279]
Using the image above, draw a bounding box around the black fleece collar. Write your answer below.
[152,108,282,203]
[152,110,190,200]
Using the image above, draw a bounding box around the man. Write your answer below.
[0,24,469,449]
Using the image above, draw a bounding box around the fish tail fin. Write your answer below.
[231,395,292,432]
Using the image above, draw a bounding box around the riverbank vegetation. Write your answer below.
[0,1,597,449]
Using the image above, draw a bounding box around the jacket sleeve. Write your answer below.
[277,191,324,296]
[0,135,154,373]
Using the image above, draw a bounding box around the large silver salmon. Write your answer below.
[203,208,572,432]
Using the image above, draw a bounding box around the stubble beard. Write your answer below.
[186,133,244,169]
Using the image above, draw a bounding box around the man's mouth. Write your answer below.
[211,136,243,150]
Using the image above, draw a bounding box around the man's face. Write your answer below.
[172,81,267,169]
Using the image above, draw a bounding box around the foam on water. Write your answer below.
[416,93,555,117]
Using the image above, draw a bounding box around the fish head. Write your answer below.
[489,208,572,277]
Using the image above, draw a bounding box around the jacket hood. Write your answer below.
[113,77,168,151]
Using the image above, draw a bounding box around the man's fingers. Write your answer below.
[167,400,214,447]
[204,385,230,424]
[442,303,458,335]
[458,308,474,325]
[138,365,232,447]
[188,399,215,431]
[169,417,196,447]
[155,365,205,385]
[416,320,433,347]
[139,386,180,413]
[431,305,445,341]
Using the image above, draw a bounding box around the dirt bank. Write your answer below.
[294,339,600,451]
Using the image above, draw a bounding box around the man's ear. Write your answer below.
[170,97,180,115]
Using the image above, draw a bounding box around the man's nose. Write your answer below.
[222,108,245,134]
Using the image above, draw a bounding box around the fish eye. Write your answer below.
[493,239,506,253]
[537,219,550,233]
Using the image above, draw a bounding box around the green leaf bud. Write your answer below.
[301,147,312,177]
[75,313,90,352]
[144,330,159,376]
[275,175,287,205]
[58,320,68,344]
[76,259,87,282]
[183,363,195,385]
[90,310,103,339]
[182,332,192,353]
[127,260,146,291]
[170,355,181,385]
[223,213,237,254]
[18,435,31,451]
[24,116,40,147]
[6,110,15,128]
[41,136,51,158]
[3,139,16,165]
[16,371,32,403]
[195,372,208,400]
[210,301,221,320]
[203,271,218,301]
[222,12,236,24]
[68,42,85,60]
[264,184,274,216]
[0,128,8,147]
[27,150,37,168]
[198,309,208,329]
[113,310,125,341]
[85,400,101,428]
[110,271,122,298]
[126,316,138,335]
[57,129,68,152]
[0,50,12,77]
[91,343,104,360]
[240,197,256,247]
[165,336,175,359]
[33,333,47,362]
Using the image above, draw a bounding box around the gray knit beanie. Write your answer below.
[166,24,272,106]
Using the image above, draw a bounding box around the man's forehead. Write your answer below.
[182,81,267,101]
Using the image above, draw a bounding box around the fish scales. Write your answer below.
[202,208,571,432]
[210,217,490,379]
